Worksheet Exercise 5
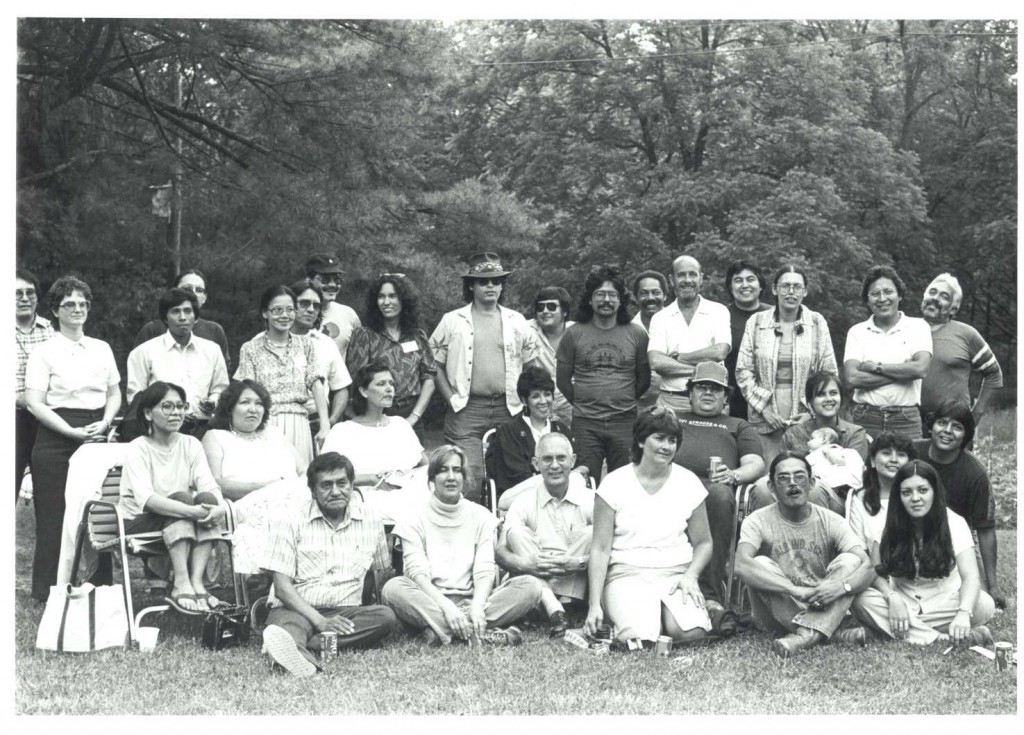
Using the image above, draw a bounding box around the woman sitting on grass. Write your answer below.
[584,407,715,647]
[851,460,995,646]
[845,433,916,549]
[118,381,228,612]
[381,445,543,646]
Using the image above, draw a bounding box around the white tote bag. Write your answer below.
[36,582,130,652]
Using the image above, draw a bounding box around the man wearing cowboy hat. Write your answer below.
[305,253,361,359]
[429,252,539,505]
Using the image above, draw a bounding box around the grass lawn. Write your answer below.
[13,412,1019,715]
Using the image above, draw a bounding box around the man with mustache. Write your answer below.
[556,265,650,482]
[913,401,1004,609]
[734,452,873,657]
[648,255,731,414]
[918,273,1003,434]
[631,269,668,412]
[671,362,765,634]
[724,259,771,420]
[305,253,361,360]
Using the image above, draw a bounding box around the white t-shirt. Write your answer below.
[320,301,361,359]
[843,312,932,406]
[845,491,888,549]
[596,463,707,569]
[891,509,974,601]
[303,330,352,414]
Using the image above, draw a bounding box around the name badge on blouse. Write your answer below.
[294,354,308,369]
[400,340,419,354]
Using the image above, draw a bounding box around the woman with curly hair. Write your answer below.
[851,460,995,646]
[345,274,436,427]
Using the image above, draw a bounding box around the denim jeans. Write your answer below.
[570,414,636,483]
[444,394,513,505]
[849,403,921,442]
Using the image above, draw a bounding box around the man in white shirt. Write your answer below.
[844,265,932,440]
[127,288,228,436]
[305,252,361,359]
[495,433,593,637]
[648,255,731,414]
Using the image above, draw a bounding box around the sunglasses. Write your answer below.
[535,302,561,313]
[473,278,505,286]
[297,299,321,311]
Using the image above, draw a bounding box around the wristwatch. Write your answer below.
[842,581,852,594]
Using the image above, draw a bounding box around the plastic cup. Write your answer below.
[136,626,160,652]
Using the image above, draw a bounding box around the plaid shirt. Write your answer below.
[15,316,54,400]
[262,495,390,609]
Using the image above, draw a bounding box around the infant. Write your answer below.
[805,427,864,499]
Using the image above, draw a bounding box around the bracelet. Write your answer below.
[886,591,899,598]
[410,411,421,419]
[957,608,973,619]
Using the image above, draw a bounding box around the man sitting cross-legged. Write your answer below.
[260,451,397,676]
[734,451,874,658]
[495,432,594,638]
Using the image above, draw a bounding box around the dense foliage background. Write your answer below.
[16,19,1017,399]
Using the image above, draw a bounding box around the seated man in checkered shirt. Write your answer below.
[260,451,397,676]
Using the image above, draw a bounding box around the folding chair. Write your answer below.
[725,483,754,612]
[67,464,244,645]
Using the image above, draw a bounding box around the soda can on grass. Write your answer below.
[655,635,673,657]
[320,631,338,662]
[994,642,1012,671]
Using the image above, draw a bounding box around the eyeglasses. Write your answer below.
[868,288,898,300]
[16,289,37,299]
[535,302,561,312]
[268,306,296,316]
[297,299,321,311]
[314,273,342,284]
[473,278,504,286]
[59,300,91,311]
[593,291,620,301]
[774,472,809,486]
[180,285,207,295]
[692,382,726,393]
[159,401,189,414]
[776,284,805,294]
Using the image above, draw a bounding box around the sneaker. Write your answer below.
[263,625,318,677]
[771,630,823,658]
[549,611,569,638]
[480,625,524,647]
[831,627,867,647]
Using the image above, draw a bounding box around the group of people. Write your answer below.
[13,248,1006,672]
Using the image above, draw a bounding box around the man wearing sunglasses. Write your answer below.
[429,252,538,505]
[306,253,361,360]
[526,286,574,425]
[127,288,229,437]
[133,269,231,372]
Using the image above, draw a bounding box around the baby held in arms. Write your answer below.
[806,427,864,502]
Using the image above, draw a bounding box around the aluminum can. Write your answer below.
[995,641,1012,671]
[655,635,673,657]
[593,625,613,642]
[588,641,610,656]
[320,631,338,662]
[708,456,723,478]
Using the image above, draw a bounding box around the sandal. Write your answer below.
[164,594,203,615]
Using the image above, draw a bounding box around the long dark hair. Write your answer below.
[577,265,630,325]
[858,432,916,516]
[876,460,956,581]
[365,274,420,335]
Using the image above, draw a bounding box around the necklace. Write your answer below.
[230,428,261,441]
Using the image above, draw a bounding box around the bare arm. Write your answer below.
[648,350,696,379]
[584,495,614,635]
[271,572,354,635]
[432,362,455,406]
[976,527,1001,599]
[328,388,348,425]
[734,543,805,596]
[675,343,730,364]
[408,378,435,427]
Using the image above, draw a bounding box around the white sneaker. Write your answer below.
[263,625,317,677]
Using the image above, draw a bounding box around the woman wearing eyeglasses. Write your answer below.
[118,381,228,612]
[234,285,329,472]
[25,275,122,602]
[345,274,436,428]
[289,278,352,435]
[736,264,838,461]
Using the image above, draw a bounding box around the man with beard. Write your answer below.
[557,265,650,482]
[724,259,771,419]
[305,253,362,360]
[631,269,668,412]
[918,273,1002,433]
[648,255,731,414]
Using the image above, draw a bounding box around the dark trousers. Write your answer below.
[571,414,635,483]
[15,407,39,499]
[265,604,397,664]
[30,407,101,601]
